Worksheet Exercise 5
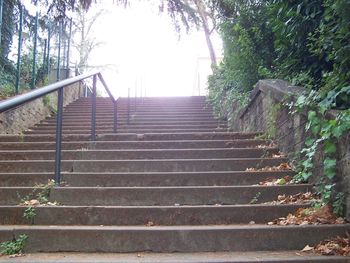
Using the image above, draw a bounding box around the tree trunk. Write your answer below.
[193,0,217,70]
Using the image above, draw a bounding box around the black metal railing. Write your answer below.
[127,85,145,125]
[0,70,117,185]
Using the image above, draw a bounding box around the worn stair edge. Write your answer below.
[0,139,271,150]
[0,251,348,263]
[0,148,279,160]
[0,224,349,253]
[0,132,262,142]
[0,204,308,225]
[0,185,311,206]
[0,170,295,187]
[0,158,290,173]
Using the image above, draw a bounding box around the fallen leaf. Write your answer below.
[146,221,154,227]
[301,245,314,252]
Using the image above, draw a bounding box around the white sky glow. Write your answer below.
[85,1,222,97]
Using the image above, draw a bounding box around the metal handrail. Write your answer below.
[0,70,117,185]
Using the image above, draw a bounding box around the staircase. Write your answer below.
[0,96,349,262]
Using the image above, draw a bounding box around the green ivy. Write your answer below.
[290,86,350,214]
[0,234,28,255]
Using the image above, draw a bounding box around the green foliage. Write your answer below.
[0,234,28,255]
[209,0,350,118]
[207,66,250,126]
[265,101,281,139]
[333,192,346,217]
[208,0,350,216]
[249,191,261,204]
[290,86,350,213]
[18,180,55,205]
[43,94,57,113]
[23,206,36,224]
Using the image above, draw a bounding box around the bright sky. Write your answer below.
[84,1,222,97]
[21,1,222,97]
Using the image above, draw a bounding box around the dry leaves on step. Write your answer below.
[258,176,292,186]
[265,192,318,205]
[246,163,292,172]
[146,221,155,227]
[256,143,277,149]
[272,153,286,158]
[314,236,350,256]
[268,205,346,226]
[22,199,40,206]
[301,245,314,252]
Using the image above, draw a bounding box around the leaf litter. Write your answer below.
[268,205,346,226]
[265,192,318,205]
[258,175,293,186]
[246,163,292,172]
[301,235,350,256]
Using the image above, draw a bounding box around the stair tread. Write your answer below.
[0,251,347,263]
[2,224,349,230]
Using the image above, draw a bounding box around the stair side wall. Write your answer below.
[0,82,83,134]
[230,79,350,220]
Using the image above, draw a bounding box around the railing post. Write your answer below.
[113,100,117,133]
[0,0,3,47]
[66,18,72,78]
[31,11,38,89]
[43,39,47,65]
[15,5,23,95]
[134,86,137,112]
[54,88,64,185]
[127,88,130,124]
[57,21,62,81]
[46,23,51,76]
[91,75,97,141]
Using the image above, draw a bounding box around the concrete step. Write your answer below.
[0,170,295,187]
[0,251,347,262]
[62,109,214,114]
[72,158,289,173]
[0,148,279,160]
[24,129,227,135]
[0,139,270,150]
[0,185,311,206]
[0,158,288,173]
[0,204,308,225]
[97,132,261,141]
[59,115,217,120]
[0,224,348,253]
[36,120,225,127]
[0,134,92,142]
[0,132,258,142]
[30,124,225,131]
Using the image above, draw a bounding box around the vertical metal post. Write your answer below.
[54,88,64,185]
[66,18,72,78]
[91,75,97,141]
[31,12,38,89]
[127,88,130,124]
[57,21,62,81]
[0,0,3,47]
[15,5,23,95]
[43,39,47,65]
[134,86,137,112]
[47,24,51,76]
[113,100,117,133]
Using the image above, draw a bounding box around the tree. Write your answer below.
[161,0,218,68]
[71,3,106,72]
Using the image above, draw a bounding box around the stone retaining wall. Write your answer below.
[0,82,83,134]
[231,79,350,219]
